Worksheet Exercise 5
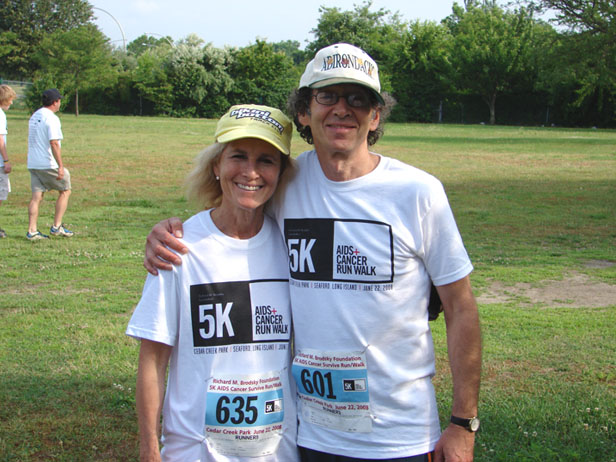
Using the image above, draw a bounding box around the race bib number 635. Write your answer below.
[204,372,285,457]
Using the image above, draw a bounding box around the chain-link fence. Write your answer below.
[0,79,32,110]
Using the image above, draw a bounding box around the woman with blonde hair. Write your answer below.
[127,104,298,462]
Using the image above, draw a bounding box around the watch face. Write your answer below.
[469,417,480,432]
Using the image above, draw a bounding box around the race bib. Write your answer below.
[292,349,372,432]
[204,371,285,457]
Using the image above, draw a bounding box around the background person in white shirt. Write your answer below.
[0,84,17,238]
[26,88,73,240]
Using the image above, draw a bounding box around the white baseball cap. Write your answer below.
[299,43,384,104]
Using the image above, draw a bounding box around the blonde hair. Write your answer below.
[0,85,17,106]
[184,142,296,211]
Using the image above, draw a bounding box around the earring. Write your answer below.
[215,176,220,180]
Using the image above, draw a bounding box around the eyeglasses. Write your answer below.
[312,90,372,108]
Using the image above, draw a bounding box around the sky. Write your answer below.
[89,0,461,50]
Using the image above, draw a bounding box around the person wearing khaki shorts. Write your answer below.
[26,89,74,240]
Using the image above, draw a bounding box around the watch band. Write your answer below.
[450,415,480,432]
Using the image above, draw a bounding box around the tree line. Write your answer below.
[1,0,614,126]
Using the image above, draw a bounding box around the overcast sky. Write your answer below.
[89,0,462,50]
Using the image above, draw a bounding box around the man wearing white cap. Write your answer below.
[144,43,481,462]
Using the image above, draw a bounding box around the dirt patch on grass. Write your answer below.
[477,262,615,308]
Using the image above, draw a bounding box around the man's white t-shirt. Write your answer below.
[127,211,299,462]
[272,150,473,459]
[27,107,63,169]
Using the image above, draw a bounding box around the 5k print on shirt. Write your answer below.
[190,279,291,348]
[285,218,394,284]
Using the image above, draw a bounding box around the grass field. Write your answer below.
[0,110,614,461]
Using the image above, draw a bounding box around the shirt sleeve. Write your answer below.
[0,111,7,135]
[126,270,179,346]
[420,182,473,286]
[47,115,63,141]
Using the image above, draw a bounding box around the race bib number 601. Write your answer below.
[292,349,372,433]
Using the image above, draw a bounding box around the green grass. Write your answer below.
[1,111,614,461]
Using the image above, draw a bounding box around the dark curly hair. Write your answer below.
[286,87,396,146]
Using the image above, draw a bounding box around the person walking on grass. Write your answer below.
[26,88,74,240]
[0,84,17,238]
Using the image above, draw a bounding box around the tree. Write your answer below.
[522,20,562,124]
[306,0,406,91]
[526,0,615,36]
[309,1,384,52]
[0,0,92,78]
[166,38,234,117]
[228,40,298,111]
[389,21,454,122]
[128,34,175,57]
[0,31,22,75]
[523,0,616,125]
[35,24,117,116]
[25,75,58,112]
[133,48,174,115]
[446,3,535,124]
[271,40,307,65]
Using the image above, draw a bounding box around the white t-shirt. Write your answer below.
[272,150,473,459]
[127,211,299,462]
[27,107,63,169]
[0,108,7,169]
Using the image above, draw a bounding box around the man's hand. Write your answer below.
[434,276,481,462]
[144,217,187,275]
[56,166,64,180]
[434,424,476,462]
[139,443,163,462]
[3,162,11,174]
